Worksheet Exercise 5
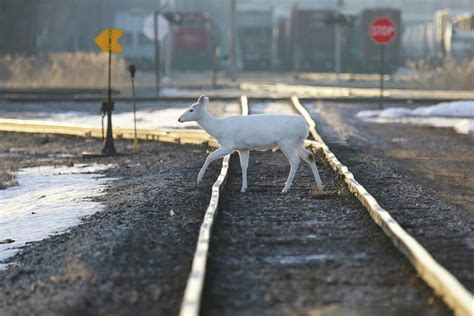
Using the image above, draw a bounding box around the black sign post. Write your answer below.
[84,28,123,158]
[101,34,117,156]
[368,17,396,110]
[380,45,385,109]
[128,64,139,153]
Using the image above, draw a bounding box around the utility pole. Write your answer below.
[335,0,343,82]
[98,0,105,29]
[228,0,237,81]
[153,10,160,96]
[164,28,172,85]
[163,0,173,85]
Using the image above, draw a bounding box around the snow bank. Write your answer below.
[36,103,240,130]
[357,101,474,135]
[357,107,412,119]
[159,87,190,96]
[411,101,474,117]
[45,108,198,129]
[0,164,114,268]
[455,119,474,135]
[251,102,298,115]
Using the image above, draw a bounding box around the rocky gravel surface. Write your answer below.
[200,149,450,316]
[0,132,219,315]
[307,101,474,293]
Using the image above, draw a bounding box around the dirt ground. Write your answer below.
[0,131,453,316]
[0,132,220,315]
[200,139,450,315]
[307,101,474,292]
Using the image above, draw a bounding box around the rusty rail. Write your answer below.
[179,95,249,316]
[290,96,473,316]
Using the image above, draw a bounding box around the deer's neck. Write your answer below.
[198,111,222,138]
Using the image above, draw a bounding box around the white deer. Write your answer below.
[178,96,323,193]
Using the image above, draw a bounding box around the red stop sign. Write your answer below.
[369,17,396,45]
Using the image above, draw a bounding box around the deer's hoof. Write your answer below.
[281,188,289,194]
[317,184,325,191]
[240,187,247,193]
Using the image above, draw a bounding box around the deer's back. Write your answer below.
[220,114,308,150]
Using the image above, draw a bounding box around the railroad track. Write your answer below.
[180,97,473,316]
[0,96,472,315]
[2,84,473,103]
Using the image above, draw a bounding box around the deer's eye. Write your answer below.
[189,109,194,112]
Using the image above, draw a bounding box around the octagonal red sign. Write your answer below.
[368,17,396,45]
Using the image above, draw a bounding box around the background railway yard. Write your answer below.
[1,0,473,315]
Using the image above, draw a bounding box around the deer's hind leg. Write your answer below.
[297,144,323,189]
[279,144,300,193]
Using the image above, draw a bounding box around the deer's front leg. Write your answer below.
[197,147,233,184]
[238,150,249,192]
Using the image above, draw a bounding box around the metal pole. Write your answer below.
[101,30,116,155]
[293,23,296,74]
[380,44,384,109]
[292,3,300,79]
[212,46,220,89]
[127,64,138,153]
[228,0,236,81]
[108,48,111,103]
[154,11,160,96]
[164,26,172,84]
[132,76,137,145]
[335,0,342,82]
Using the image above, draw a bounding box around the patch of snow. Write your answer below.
[45,108,198,129]
[251,102,298,115]
[264,252,367,265]
[356,110,380,119]
[265,254,333,265]
[364,107,411,118]
[455,119,474,135]
[159,87,190,96]
[411,101,474,117]
[378,107,412,119]
[26,103,240,130]
[0,163,114,268]
[357,101,474,135]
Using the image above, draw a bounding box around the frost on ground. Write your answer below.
[0,163,114,268]
[357,101,474,135]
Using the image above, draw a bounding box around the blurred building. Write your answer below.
[330,0,473,24]
[0,0,158,56]
[0,0,472,57]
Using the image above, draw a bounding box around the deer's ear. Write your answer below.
[198,95,208,106]
[198,95,206,104]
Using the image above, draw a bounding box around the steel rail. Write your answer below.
[241,82,474,102]
[3,87,472,103]
[0,118,219,148]
[179,95,248,316]
[290,96,474,316]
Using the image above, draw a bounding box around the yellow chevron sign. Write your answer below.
[94,28,123,53]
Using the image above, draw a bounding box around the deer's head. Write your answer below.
[178,95,208,123]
